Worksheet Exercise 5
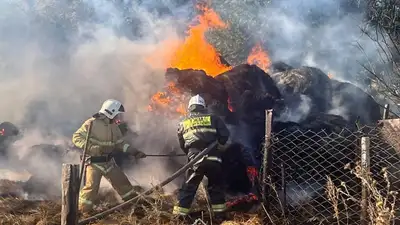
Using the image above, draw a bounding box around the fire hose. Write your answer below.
[78,141,218,225]
[145,153,186,157]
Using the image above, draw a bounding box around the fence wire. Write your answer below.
[262,123,400,225]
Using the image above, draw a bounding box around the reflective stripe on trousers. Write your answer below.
[92,163,115,174]
[121,188,137,200]
[79,197,93,206]
[212,203,226,212]
[122,143,130,152]
[173,206,190,215]
[205,156,222,163]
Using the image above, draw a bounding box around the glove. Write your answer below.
[134,151,147,159]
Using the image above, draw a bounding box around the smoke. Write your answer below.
[282,181,324,207]
[256,0,377,82]
[328,95,350,120]
[209,0,383,122]
[0,0,195,197]
[209,0,379,81]
[276,94,312,123]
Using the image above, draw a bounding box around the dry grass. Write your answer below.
[326,162,399,225]
[0,183,263,225]
[4,161,396,225]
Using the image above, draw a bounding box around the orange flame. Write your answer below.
[148,6,232,116]
[168,6,232,77]
[148,6,274,117]
[227,97,234,112]
[148,82,188,116]
[176,103,187,115]
[328,73,334,79]
[247,43,271,72]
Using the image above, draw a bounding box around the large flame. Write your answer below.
[168,6,232,77]
[148,6,272,116]
[148,6,232,116]
[247,42,271,72]
[148,82,187,116]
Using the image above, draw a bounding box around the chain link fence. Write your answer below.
[261,118,400,225]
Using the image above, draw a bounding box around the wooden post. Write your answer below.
[360,137,370,225]
[261,109,273,206]
[61,164,80,225]
[382,104,389,120]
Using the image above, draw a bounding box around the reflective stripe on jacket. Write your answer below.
[177,109,230,158]
[72,114,132,157]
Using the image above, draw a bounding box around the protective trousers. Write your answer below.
[173,159,226,216]
[79,161,137,213]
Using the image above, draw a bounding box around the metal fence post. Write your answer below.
[360,137,370,225]
[261,109,273,206]
[382,104,389,120]
[280,163,287,217]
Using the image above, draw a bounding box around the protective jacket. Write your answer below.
[72,113,141,157]
[173,106,230,217]
[72,113,140,212]
[177,106,230,160]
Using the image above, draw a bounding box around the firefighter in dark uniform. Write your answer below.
[172,94,231,222]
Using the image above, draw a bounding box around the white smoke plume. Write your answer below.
[276,95,312,123]
[256,0,378,82]
[263,0,382,121]
[0,0,194,197]
[328,95,350,120]
[211,0,382,122]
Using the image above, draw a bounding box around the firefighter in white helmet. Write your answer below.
[173,94,230,222]
[72,99,146,214]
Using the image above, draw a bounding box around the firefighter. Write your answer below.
[172,94,231,222]
[72,99,146,214]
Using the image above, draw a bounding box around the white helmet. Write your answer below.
[188,94,206,109]
[99,99,125,119]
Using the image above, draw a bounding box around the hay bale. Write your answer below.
[271,66,333,115]
[165,68,228,103]
[215,64,281,122]
[330,79,381,125]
